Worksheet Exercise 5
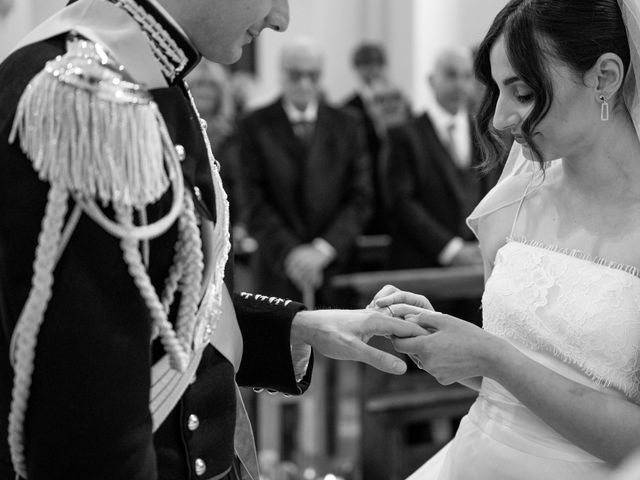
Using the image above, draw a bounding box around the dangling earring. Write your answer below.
[599,95,609,122]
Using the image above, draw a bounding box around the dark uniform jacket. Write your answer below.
[238,98,372,303]
[0,1,311,479]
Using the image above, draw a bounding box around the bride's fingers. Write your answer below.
[374,291,434,310]
[366,284,400,308]
[386,304,429,318]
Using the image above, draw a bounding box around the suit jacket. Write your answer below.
[343,93,388,235]
[386,112,498,268]
[0,5,310,479]
[238,98,372,302]
[343,93,382,166]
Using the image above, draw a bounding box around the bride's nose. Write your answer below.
[492,94,521,132]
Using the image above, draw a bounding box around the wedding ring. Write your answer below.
[410,354,423,370]
[386,305,394,317]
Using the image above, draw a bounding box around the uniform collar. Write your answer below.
[109,0,201,84]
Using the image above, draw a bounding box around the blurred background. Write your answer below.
[1,1,509,479]
[0,0,505,112]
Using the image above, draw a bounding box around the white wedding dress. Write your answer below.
[408,227,640,479]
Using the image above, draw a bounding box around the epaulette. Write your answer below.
[10,32,181,213]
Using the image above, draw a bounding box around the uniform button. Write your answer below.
[267,389,278,395]
[188,414,200,431]
[194,458,207,476]
[253,387,264,393]
[175,144,186,161]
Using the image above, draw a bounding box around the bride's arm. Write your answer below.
[393,310,640,465]
[490,339,640,465]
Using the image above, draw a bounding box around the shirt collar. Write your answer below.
[427,96,466,132]
[110,0,201,84]
[283,98,319,123]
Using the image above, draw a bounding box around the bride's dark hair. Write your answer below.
[474,0,631,170]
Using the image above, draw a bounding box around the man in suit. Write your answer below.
[343,43,393,237]
[0,2,426,479]
[239,38,372,306]
[386,47,496,269]
[385,47,498,322]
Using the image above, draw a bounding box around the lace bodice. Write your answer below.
[482,238,640,403]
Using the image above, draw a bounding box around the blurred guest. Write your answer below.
[230,70,258,116]
[238,37,372,306]
[367,79,413,212]
[343,42,404,236]
[386,47,497,270]
[385,47,499,324]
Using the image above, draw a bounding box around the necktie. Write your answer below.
[292,120,314,145]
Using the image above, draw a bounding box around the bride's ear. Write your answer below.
[585,52,625,100]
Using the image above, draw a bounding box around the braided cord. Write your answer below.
[8,185,69,479]
[116,205,190,372]
[174,192,204,347]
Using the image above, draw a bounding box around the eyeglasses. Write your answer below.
[285,69,321,83]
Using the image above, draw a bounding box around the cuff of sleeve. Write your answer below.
[438,237,464,266]
[312,237,337,262]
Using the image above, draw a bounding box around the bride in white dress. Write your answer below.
[372,0,640,478]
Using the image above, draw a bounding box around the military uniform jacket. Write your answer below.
[0,1,311,479]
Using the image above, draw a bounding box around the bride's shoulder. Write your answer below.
[468,171,546,267]
[468,173,536,236]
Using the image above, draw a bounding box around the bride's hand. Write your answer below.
[391,310,504,385]
[367,284,434,313]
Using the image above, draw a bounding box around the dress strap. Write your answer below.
[509,177,535,238]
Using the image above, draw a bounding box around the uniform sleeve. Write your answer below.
[232,292,312,395]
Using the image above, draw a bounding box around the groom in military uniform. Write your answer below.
[0,1,427,479]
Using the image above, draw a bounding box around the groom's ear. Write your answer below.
[585,52,625,101]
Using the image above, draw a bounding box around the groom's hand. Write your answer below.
[290,308,429,374]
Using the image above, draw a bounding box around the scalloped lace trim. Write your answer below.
[509,236,640,279]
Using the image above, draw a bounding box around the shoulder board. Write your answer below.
[10,33,174,209]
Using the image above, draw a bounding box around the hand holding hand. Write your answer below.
[291,308,430,374]
[392,310,503,384]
